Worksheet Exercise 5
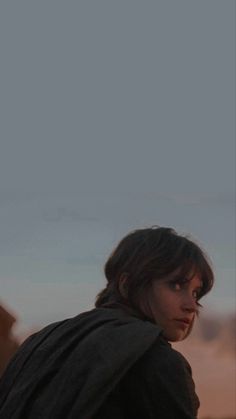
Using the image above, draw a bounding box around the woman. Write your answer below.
[0,227,214,418]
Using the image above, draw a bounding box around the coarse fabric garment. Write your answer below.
[0,307,199,418]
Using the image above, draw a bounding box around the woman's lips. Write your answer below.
[174,318,191,328]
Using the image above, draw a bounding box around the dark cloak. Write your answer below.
[0,307,199,418]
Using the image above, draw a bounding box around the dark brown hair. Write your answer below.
[95,226,214,311]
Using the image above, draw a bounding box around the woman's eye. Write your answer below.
[193,290,200,300]
[192,290,203,309]
[170,281,183,291]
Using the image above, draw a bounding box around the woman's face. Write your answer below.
[141,271,203,342]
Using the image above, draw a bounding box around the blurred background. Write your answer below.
[0,1,235,418]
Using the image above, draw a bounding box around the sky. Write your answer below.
[0,1,235,330]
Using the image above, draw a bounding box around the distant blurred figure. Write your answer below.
[0,304,19,377]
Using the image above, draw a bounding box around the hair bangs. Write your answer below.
[175,241,214,299]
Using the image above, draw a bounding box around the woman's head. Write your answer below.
[95,226,214,339]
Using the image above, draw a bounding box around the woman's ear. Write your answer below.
[118,273,129,299]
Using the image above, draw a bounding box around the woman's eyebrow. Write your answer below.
[169,275,189,282]
[169,275,203,289]
[194,278,203,290]
[195,285,203,292]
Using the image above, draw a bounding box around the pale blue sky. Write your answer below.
[0,1,235,329]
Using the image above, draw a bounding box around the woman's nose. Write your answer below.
[181,294,197,313]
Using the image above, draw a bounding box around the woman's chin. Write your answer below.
[162,330,188,342]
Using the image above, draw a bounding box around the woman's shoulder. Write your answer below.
[121,336,199,418]
[136,334,193,380]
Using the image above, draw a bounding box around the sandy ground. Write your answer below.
[174,338,236,419]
